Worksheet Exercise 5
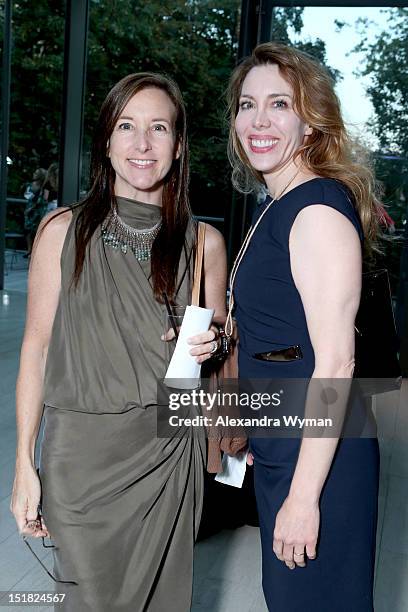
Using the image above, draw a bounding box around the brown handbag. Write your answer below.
[192,222,246,473]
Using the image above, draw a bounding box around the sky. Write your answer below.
[291,6,392,145]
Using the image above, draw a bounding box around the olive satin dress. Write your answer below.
[234,178,379,611]
[39,197,205,611]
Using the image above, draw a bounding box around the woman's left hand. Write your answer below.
[273,494,320,570]
[187,325,220,363]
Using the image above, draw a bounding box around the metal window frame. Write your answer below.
[58,0,90,207]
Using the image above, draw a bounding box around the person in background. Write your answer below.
[43,162,59,212]
[23,168,47,257]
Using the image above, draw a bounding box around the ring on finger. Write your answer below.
[210,340,218,354]
[294,552,304,557]
[26,519,41,529]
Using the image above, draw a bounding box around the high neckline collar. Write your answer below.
[115,196,162,229]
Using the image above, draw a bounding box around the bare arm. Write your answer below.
[273,204,362,568]
[202,223,228,319]
[11,208,72,535]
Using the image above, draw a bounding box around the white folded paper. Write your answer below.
[214,450,248,488]
[164,304,214,389]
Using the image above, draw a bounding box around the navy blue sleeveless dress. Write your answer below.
[234,178,379,611]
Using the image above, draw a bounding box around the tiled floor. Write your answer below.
[1,256,407,611]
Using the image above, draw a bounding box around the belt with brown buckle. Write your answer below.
[252,345,303,362]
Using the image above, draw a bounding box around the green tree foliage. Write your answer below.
[352,8,408,290]
[354,9,408,156]
[271,6,304,42]
[271,7,340,82]
[2,0,65,195]
[2,1,331,222]
[83,0,240,218]
[83,2,324,217]
[352,9,408,219]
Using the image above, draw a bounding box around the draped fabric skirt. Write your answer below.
[39,405,205,612]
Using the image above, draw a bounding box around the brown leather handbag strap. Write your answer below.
[192,222,206,306]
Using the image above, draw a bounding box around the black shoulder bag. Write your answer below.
[354,268,402,395]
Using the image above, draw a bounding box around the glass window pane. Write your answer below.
[4,0,65,260]
[81,0,241,234]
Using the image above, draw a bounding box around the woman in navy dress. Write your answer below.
[226,43,380,611]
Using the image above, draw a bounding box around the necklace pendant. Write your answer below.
[101,209,161,262]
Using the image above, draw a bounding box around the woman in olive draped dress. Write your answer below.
[11,73,227,611]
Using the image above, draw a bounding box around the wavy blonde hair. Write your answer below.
[227,42,380,252]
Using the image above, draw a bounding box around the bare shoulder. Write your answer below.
[294,204,357,233]
[202,222,225,255]
[39,206,73,232]
[291,204,360,252]
[34,207,73,250]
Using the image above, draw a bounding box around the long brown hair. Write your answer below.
[47,73,192,302]
[227,42,381,252]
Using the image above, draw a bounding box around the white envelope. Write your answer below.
[214,450,248,488]
[164,304,214,389]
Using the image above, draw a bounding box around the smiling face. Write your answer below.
[234,64,313,192]
[108,87,180,205]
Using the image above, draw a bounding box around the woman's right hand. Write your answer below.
[10,464,49,538]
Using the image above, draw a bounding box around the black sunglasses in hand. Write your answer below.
[22,535,78,586]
